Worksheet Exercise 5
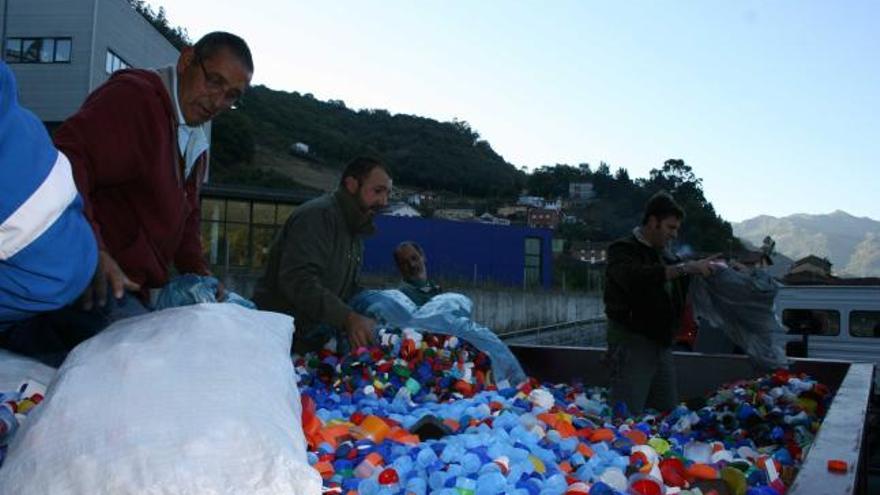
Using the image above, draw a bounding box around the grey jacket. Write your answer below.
[253,189,375,337]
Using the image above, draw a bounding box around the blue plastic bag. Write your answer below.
[154,274,256,311]
[351,290,527,385]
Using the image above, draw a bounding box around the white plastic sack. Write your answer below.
[689,266,789,370]
[0,349,55,393]
[0,303,321,495]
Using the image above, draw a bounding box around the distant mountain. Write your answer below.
[733,211,880,277]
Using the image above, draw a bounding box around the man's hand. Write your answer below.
[215,280,226,302]
[344,311,376,350]
[683,253,723,277]
[81,250,140,310]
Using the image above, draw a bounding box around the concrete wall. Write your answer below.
[460,288,604,333]
[219,269,603,333]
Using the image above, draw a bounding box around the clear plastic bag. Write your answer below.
[689,265,789,369]
[351,290,527,385]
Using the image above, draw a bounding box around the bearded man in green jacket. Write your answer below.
[253,157,392,353]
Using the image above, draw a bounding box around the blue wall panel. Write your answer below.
[363,216,553,289]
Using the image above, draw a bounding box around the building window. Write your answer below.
[4,37,72,63]
[200,198,294,270]
[850,311,880,338]
[781,309,840,336]
[524,237,542,287]
[105,50,129,74]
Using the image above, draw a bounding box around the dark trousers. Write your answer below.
[605,321,678,415]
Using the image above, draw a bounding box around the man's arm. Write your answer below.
[606,242,717,292]
[53,74,165,305]
[276,210,355,330]
[275,210,375,348]
[54,77,159,252]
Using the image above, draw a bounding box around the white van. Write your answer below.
[773,285,880,380]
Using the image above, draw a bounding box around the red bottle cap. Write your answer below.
[377,467,399,485]
[827,459,848,473]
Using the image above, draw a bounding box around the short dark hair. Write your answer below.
[339,156,389,186]
[393,241,425,263]
[642,191,684,225]
[193,32,253,73]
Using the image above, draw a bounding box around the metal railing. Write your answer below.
[498,317,607,347]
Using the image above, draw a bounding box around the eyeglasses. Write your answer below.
[196,58,244,108]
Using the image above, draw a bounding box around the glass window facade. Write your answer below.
[200,197,295,271]
[4,37,72,63]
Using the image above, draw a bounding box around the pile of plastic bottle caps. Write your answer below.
[0,383,44,467]
[297,327,831,495]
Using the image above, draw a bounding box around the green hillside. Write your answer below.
[210,86,525,197]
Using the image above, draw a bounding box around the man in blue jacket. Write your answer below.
[0,63,98,357]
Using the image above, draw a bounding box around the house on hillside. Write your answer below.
[569,241,611,265]
[782,255,834,285]
[406,192,436,207]
[434,208,476,222]
[385,203,421,217]
[290,142,310,155]
[475,212,510,226]
[562,214,580,224]
[528,208,561,230]
[497,205,528,218]
[544,199,563,211]
[790,255,833,277]
[569,182,595,201]
[517,195,545,208]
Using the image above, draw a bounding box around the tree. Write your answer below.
[210,111,255,167]
[128,1,190,49]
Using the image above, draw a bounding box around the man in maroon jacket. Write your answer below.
[54,32,252,317]
[0,33,253,364]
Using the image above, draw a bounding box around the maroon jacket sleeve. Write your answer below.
[174,161,210,276]
[53,71,170,252]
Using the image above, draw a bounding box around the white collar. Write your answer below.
[170,69,209,179]
[170,68,188,128]
[633,226,653,248]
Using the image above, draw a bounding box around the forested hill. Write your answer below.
[210,85,525,197]
[528,161,743,254]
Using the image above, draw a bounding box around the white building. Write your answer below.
[385,203,421,218]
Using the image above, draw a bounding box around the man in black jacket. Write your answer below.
[253,157,391,354]
[603,191,716,415]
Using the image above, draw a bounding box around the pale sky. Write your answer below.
[154,0,878,223]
